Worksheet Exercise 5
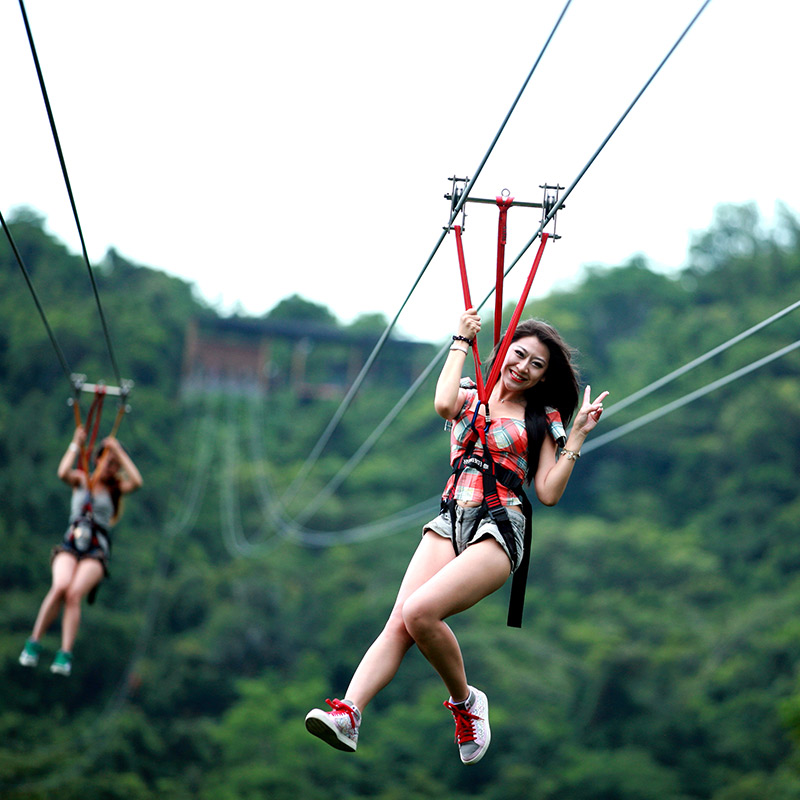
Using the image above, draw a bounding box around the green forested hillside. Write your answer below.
[1,203,800,799]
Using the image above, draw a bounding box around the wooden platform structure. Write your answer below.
[182,317,433,399]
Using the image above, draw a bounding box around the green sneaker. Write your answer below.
[19,639,42,667]
[50,650,73,676]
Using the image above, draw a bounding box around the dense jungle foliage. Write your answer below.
[1,202,800,800]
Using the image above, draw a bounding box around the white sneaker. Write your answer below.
[305,698,360,752]
[19,639,42,667]
[443,686,491,765]
[49,650,73,676]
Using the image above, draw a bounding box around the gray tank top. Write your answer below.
[69,487,114,530]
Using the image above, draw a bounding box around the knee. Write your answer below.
[382,604,414,645]
[401,595,437,641]
[48,583,69,603]
[64,586,85,608]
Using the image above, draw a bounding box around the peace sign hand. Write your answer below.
[572,385,609,437]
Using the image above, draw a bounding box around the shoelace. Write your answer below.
[325,698,357,728]
[443,701,480,744]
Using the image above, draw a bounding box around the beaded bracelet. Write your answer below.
[561,449,581,461]
[452,334,473,344]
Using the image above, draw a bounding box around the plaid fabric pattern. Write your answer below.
[443,389,527,507]
[442,387,567,506]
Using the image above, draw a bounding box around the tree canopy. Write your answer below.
[1,203,800,799]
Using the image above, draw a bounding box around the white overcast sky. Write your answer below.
[1,0,797,343]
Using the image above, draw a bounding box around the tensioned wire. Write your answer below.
[280,0,715,520]
[230,307,800,549]
[582,337,800,454]
[279,0,575,507]
[600,298,800,420]
[219,391,434,552]
[291,296,800,524]
[0,207,74,386]
[17,0,124,387]
[281,0,713,508]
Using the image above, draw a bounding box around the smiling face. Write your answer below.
[500,334,550,394]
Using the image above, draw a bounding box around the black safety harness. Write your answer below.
[444,183,563,627]
[440,403,533,627]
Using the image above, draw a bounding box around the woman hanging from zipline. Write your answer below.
[305,306,609,764]
[19,423,142,676]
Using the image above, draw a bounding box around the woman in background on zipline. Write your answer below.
[19,425,142,677]
[306,307,608,764]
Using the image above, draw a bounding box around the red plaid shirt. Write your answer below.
[442,388,528,507]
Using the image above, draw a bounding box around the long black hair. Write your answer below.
[94,442,124,522]
[485,319,580,482]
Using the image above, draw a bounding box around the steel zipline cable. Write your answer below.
[486,0,715,301]
[235,329,800,550]
[583,337,800,455]
[0,208,74,386]
[600,298,800,420]
[280,0,714,516]
[17,0,124,387]
[229,298,799,549]
[281,0,713,507]
[279,0,575,507]
[296,296,800,517]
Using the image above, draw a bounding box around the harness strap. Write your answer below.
[442,432,531,627]
[453,224,550,405]
[449,214,554,628]
[494,195,514,346]
[507,491,532,628]
[484,233,550,396]
[453,225,487,403]
[79,387,106,477]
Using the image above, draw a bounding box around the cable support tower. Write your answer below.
[17,0,124,387]
[279,0,574,508]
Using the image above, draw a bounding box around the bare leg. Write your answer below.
[402,538,511,702]
[31,552,78,640]
[345,532,456,711]
[60,558,104,653]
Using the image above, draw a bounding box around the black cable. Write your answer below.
[282,0,713,507]
[17,0,124,386]
[501,0,714,280]
[0,208,74,385]
[280,0,574,505]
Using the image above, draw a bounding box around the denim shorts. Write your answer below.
[423,505,526,572]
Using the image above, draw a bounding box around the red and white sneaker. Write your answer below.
[305,698,361,752]
[443,686,491,765]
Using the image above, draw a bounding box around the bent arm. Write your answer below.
[57,427,85,486]
[103,437,143,493]
[533,385,609,506]
[434,308,481,420]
